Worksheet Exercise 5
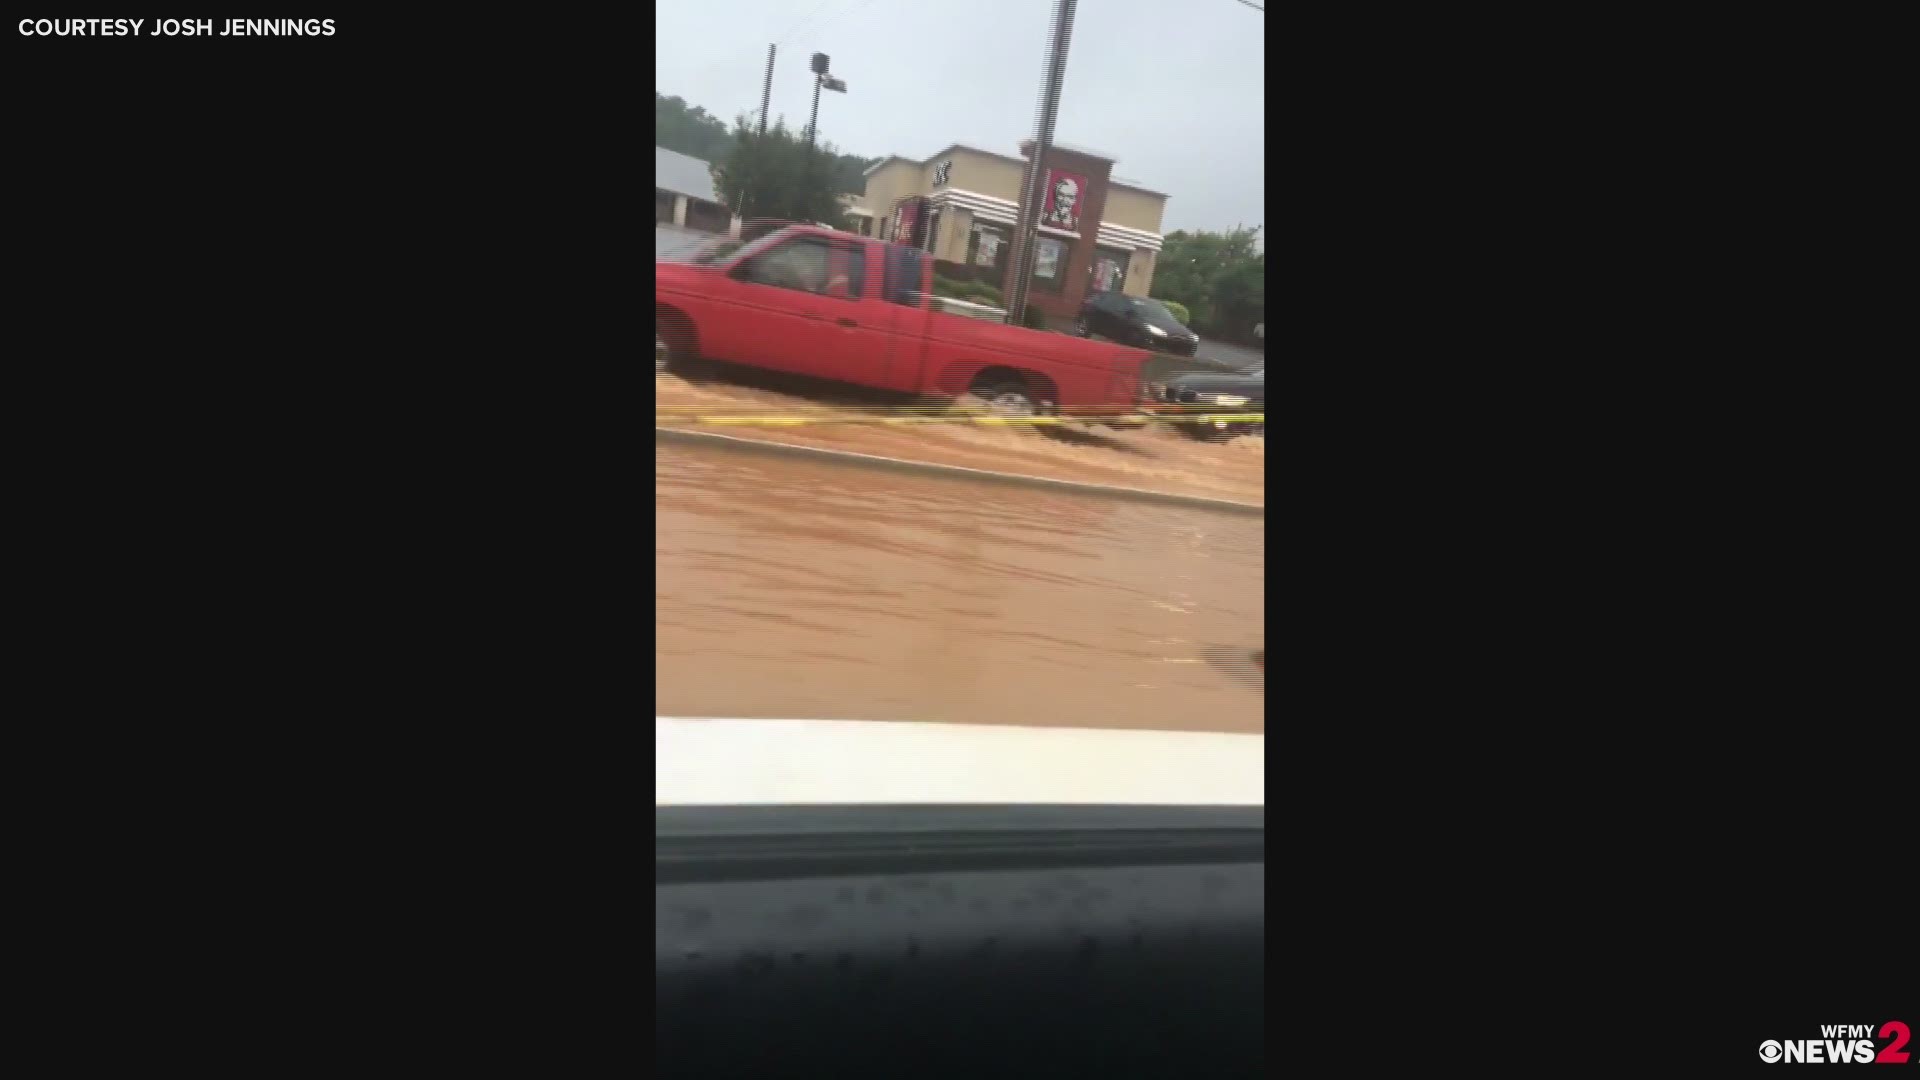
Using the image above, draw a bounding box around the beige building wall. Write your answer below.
[856,158,925,237]
[1123,248,1157,297]
[939,148,1024,201]
[1102,184,1168,234]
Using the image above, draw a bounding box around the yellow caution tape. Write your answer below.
[655,414,1264,427]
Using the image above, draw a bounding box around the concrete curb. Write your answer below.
[654,426,1266,517]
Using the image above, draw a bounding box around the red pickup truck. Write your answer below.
[655,225,1151,418]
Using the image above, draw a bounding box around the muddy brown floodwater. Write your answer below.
[657,440,1264,733]
[656,371,1267,507]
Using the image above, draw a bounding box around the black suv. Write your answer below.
[1076,292,1200,356]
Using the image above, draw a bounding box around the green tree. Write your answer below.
[654,93,734,162]
[657,89,876,196]
[1151,225,1263,339]
[711,114,862,230]
[831,153,882,195]
[1210,255,1265,339]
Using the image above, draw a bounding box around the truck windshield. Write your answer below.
[689,230,790,267]
[690,239,743,265]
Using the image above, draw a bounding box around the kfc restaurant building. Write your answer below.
[846,140,1169,322]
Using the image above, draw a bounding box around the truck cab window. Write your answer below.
[883,245,929,308]
[741,238,864,300]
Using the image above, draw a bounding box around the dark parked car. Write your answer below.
[1153,363,1263,438]
[1076,292,1200,356]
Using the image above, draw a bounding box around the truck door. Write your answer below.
[723,233,870,379]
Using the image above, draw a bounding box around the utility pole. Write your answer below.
[1005,0,1078,327]
[758,44,775,137]
[738,44,776,226]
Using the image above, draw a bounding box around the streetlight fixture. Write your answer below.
[805,53,846,154]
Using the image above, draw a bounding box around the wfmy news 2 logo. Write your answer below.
[1759,1021,1912,1064]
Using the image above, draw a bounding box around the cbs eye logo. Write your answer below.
[1759,1041,1784,1063]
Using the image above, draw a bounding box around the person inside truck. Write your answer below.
[759,240,849,298]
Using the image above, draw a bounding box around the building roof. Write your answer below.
[862,154,920,177]
[930,142,1168,198]
[1107,178,1168,198]
[655,146,720,204]
[863,142,1169,200]
[1019,137,1119,162]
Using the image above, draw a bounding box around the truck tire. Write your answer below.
[657,321,699,376]
[977,382,1038,418]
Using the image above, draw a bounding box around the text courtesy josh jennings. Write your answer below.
[18,19,336,38]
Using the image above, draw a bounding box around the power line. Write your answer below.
[773,0,837,46]
[1230,0,1263,10]
[757,0,881,128]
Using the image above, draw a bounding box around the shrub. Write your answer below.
[961,283,1004,308]
[931,275,966,298]
[1157,299,1191,327]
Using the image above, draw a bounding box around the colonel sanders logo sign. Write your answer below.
[1040,169,1086,232]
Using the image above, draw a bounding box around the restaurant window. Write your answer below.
[1090,246,1130,294]
[967,225,1009,271]
[1032,237,1067,294]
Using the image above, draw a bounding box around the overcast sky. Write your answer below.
[654,0,1265,236]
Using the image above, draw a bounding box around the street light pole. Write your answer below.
[806,57,847,153]
[804,54,846,225]
[1006,0,1079,327]
[806,75,822,155]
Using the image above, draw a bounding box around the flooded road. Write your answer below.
[657,441,1264,732]
[656,370,1267,506]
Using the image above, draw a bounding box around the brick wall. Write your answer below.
[1003,145,1114,323]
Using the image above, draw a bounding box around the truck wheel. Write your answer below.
[657,323,700,376]
[978,382,1037,418]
